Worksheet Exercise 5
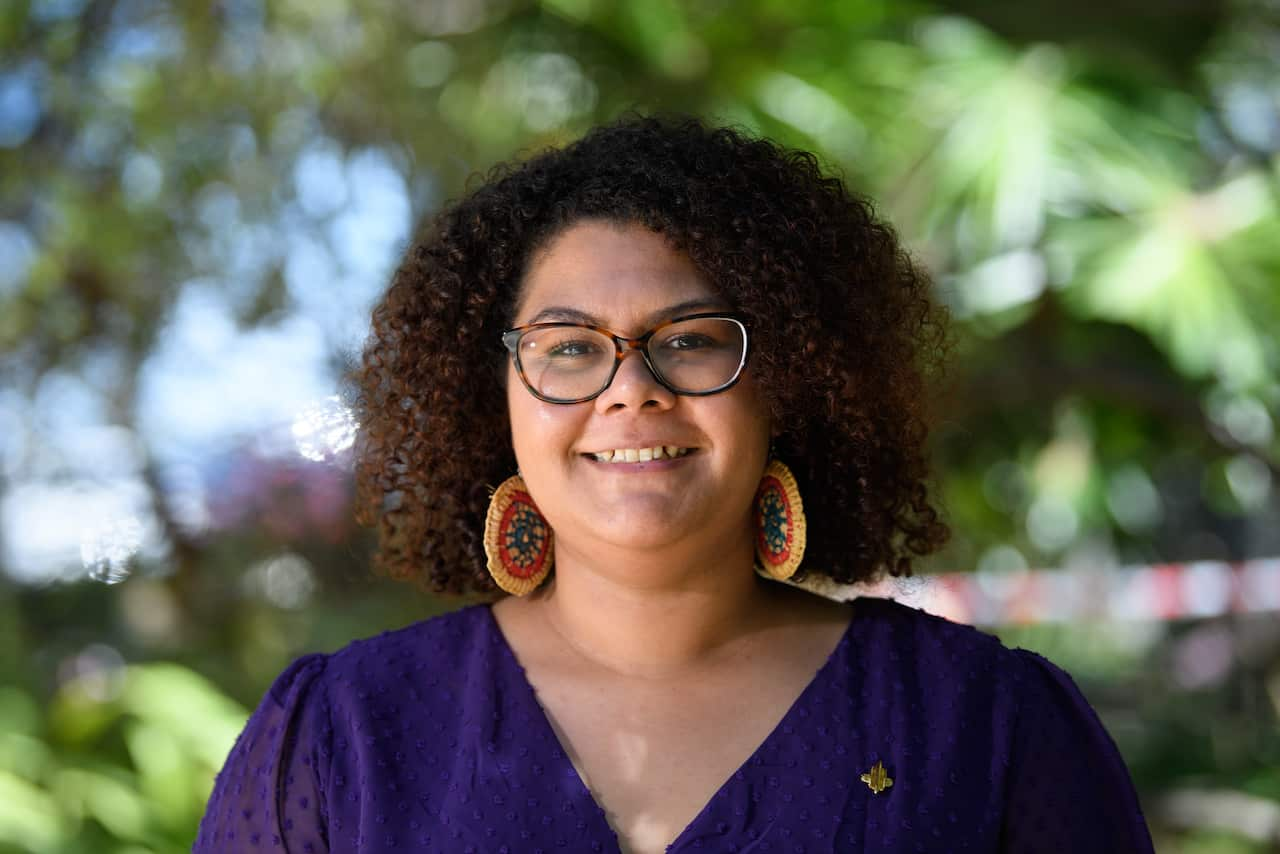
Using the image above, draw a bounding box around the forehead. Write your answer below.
[514,220,727,327]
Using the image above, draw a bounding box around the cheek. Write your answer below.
[718,379,772,448]
[506,383,540,459]
[506,381,581,462]
[739,372,772,419]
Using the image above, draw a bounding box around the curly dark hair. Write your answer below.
[349,113,952,597]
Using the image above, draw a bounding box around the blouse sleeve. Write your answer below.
[193,653,332,853]
[999,648,1155,853]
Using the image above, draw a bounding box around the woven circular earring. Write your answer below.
[753,459,807,581]
[483,474,554,596]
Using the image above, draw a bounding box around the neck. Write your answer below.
[528,531,776,679]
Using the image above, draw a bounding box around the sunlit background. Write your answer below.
[2,0,1279,851]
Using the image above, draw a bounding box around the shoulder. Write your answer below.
[851,594,1106,692]
[249,606,496,714]
[851,596,1153,849]
[278,606,500,744]
[849,594,1010,665]
[319,603,494,685]
[846,595,1094,716]
[252,605,501,768]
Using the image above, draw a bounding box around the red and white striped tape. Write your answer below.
[787,558,1280,625]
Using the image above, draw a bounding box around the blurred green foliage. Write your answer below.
[2,0,1279,850]
[0,667,245,852]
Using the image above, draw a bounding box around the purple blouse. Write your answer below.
[194,596,1154,852]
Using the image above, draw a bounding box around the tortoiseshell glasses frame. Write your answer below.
[501,312,750,404]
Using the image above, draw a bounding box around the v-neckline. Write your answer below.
[481,598,863,853]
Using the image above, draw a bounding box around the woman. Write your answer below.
[195,115,1155,852]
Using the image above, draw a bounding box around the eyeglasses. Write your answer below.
[502,312,750,404]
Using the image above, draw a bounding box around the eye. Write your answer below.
[662,333,715,351]
[545,339,601,358]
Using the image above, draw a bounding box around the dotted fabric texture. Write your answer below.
[193,596,1155,852]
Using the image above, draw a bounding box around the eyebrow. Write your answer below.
[524,298,731,328]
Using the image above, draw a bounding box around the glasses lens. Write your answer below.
[516,326,616,401]
[649,317,746,393]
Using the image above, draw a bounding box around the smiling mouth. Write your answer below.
[583,446,697,463]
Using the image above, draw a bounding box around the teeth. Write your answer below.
[590,446,693,462]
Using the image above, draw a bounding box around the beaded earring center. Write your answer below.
[755,476,793,565]
[498,492,551,579]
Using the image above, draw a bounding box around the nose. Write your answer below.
[593,347,676,413]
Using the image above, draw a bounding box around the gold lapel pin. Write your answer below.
[860,760,893,794]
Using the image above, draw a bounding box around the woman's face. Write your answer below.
[506,220,771,563]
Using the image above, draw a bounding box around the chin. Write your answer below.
[584,510,695,549]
